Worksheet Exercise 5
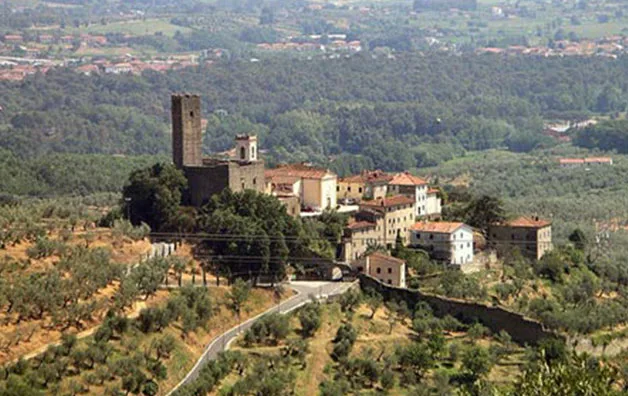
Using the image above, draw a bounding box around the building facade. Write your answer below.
[171,94,265,207]
[426,188,442,218]
[341,212,385,262]
[360,195,415,247]
[266,164,337,210]
[360,252,406,288]
[337,170,392,202]
[388,172,429,217]
[488,216,552,260]
[409,222,474,266]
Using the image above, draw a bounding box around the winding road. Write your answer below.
[167,280,356,395]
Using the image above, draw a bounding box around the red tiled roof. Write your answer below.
[368,251,405,265]
[585,157,612,163]
[389,171,427,186]
[427,188,439,195]
[559,158,585,164]
[501,216,551,228]
[346,221,376,230]
[340,170,392,184]
[266,163,334,180]
[410,221,466,234]
[361,195,414,208]
[266,174,301,185]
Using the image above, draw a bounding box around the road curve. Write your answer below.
[167,281,356,395]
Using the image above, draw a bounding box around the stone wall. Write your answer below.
[359,274,564,346]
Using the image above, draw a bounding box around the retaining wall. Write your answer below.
[359,274,564,346]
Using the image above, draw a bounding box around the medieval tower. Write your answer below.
[171,94,202,168]
[171,94,265,206]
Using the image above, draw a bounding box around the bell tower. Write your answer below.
[235,135,258,162]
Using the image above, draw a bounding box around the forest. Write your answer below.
[0,53,627,190]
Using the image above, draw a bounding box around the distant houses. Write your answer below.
[559,157,613,167]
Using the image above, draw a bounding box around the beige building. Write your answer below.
[488,216,552,260]
[266,164,337,210]
[360,195,415,247]
[341,212,385,262]
[337,170,392,202]
[360,252,406,288]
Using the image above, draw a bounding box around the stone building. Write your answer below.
[337,170,392,202]
[488,216,552,260]
[340,210,385,262]
[359,195,415,247]
[171,94,265,206]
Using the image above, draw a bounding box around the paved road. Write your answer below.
[167,281,356,395]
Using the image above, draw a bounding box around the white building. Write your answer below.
[388,172,426,217]
[409,222,474,267]
[425,188,442,218]
[387,172,441,218]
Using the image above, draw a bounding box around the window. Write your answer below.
[511,234,515,240]
[336,186,339,192]
[190,111,194,117]
[376,268,381,274]
[240,147,246,160]
[253,177,257,185]
[251,146,255,158]
[388,268,392,274]
[387,279,392,285]
[348,186,351,192]
[359,187,363,193]
[467,242,470,248]
[429,234,434,240]
[416,233,421,239]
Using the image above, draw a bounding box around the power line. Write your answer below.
[150,231,549,246]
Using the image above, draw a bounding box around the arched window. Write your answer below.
[251,146,255,159]
[240,147,246,160]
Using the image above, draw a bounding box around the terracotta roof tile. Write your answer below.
[368,251,405,265]
[427,188,439,195]
[389,172,428,186]
[266,163,333,180]
[499,216,551,228]
[361,195,415,209]
[340,170,392,184]
[584,157,612,163]
[410,221,466,233]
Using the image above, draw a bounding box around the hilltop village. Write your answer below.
[172,94,554,288]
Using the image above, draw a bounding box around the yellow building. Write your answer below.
[361,252,406,288]
[337,170,392,202]
[359,195,415,247]
[266,163,337,210]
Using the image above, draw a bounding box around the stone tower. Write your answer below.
[235,135,258,162]
[171,94,202,168]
